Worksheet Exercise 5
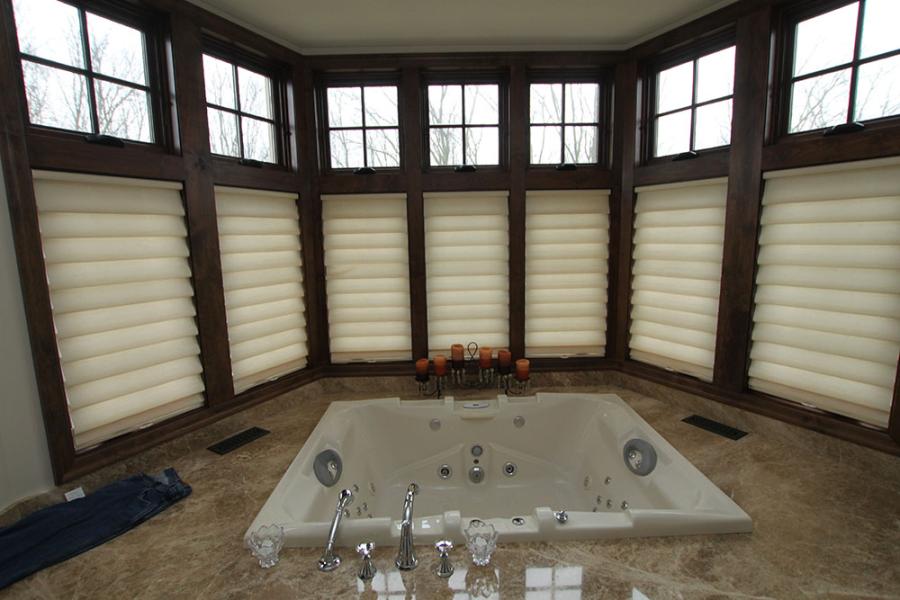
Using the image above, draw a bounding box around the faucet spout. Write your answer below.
[318,488,353,572]
[395,483,419,570]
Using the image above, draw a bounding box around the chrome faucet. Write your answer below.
[318,488,354,571]
[395,483,419,570]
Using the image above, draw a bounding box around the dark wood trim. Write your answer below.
[320,172,408,195]
[712,6,771,392]
[633,150,730,187]
[210,158,298,191]
[762,125,900,172]
[623,359,900,456]
[890,357,900,443]
[524,168,612,190]
[323,356,615,378]
[508,62,527,358]
[169,17,234,405]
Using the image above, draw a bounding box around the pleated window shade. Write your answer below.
[215,187,307,393]
[629,178,728,381]
[33,171,205,450]
[322,194,412,362]
[525,190,610,357]
[750,157,900,428]
[425,191,509,354]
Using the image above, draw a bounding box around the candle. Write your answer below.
[450,344,465,362]
[479,347,493,369]
[515,359,530,382]
[433,355,448,377]
[497,349,512,374]
[415,358,430,382]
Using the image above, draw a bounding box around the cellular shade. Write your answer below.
[33,170,204,450]
[215,186,307,393]
[525,190,610,357]
[749,157,900,428]
[322,194,412,362]
[629,178,728,381]
[425,191,509,354]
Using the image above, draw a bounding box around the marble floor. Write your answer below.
[1,372,898,599]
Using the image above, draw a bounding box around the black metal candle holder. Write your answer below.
[417,341,529,397]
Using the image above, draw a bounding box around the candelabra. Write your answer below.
[415,342,530,398]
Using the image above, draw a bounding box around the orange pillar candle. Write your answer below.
[515,359,530,381]
[451,344,465,368]
[433,355,448,377]
[415,358,430,382]
[497,349,512,374]
[479,347,493,369]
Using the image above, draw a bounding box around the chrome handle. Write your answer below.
[317,488,354,572]
[356,542,377,581]
[434,540,454,578]
[554,510,568,524]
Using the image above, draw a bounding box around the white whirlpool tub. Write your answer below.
[247,393,752,547]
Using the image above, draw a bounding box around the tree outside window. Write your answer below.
[326,85,400,170]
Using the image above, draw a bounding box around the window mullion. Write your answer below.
[689,58,699,151]
[78,9,100,134]
[847,0,866,122]
[360,86,368,167]
[460,85,467,165]
[560,83,567,163]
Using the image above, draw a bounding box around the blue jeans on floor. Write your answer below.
[0,468,191,590]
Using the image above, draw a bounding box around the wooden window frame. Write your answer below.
[776,0,900,138]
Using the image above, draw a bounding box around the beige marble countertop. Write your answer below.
[2,372,899,599]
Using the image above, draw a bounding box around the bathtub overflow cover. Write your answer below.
[622,438,658,476]
[313,449,343,487]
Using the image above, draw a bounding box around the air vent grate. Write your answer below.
[207,427,270,455]
[682,415,747,440]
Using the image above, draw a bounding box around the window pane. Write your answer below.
[329,129,364,169]
[793,3,858,77]
[203,55,236,109]
[656,61,693,114]
[465,84,499,125]
[429,127,462,166]
[854,55,900,121]
[207,107,239,157]
[95,80,152,142]
[12,0,83,68]
[366,128,400,168]
[465,127,499,165]
[693,99,732,150]
[241,116,276,163]
[564,125,599,163]
[428,85,462,125]
[789,68,851,133]
[22,61,90,132]
[861,0,900,59]
[696,46,735,103]
[530,125,562,164]
[327,87,361,128]
[654,109,691,156]
[87,12,146,86]
[530,83,562,123]
[364,86,398,126]
[564,83,600,123]
[237,67,273,119]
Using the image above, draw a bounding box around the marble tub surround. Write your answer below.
[0,375,898,598]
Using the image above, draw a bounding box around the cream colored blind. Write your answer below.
[33,171,204,450]
[525,190,609,357]
[215,186,307,393]
[322,194,412,362]
[425,191,509,354]
[629,178,728,381]
[750,157,900,428]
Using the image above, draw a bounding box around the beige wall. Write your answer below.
[0,166,54,511]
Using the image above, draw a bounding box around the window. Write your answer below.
[32,171,205,450]
[427,83,500,167]
[325,85,400,170]
[629,178,728,382]
[216,187,308,393]
[530,82,602,165]
[12,0,156,143]
[203,53,279,163]
[322,194,412,363]
[651,45,736,157]
[749,158,900,428]
[786,0,900,133]
[525,190,609,357]
[425,191,509,354]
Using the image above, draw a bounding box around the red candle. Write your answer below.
[515,359,530,382]
[497,349,512,374]
[450,344,465,362]
[479,347,493,369]
[415,358,430,382]
[433,355,448,377]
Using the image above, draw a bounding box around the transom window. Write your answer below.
[203,54,278,164]
[427,83,500,167]
[787,0,900,134]
[530,82,602,165]
[325,85,400,170]
[651,45,736,158]
[12,0,156,143]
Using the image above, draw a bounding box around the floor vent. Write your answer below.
[207,427,270,455]
[682,415,747,440]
